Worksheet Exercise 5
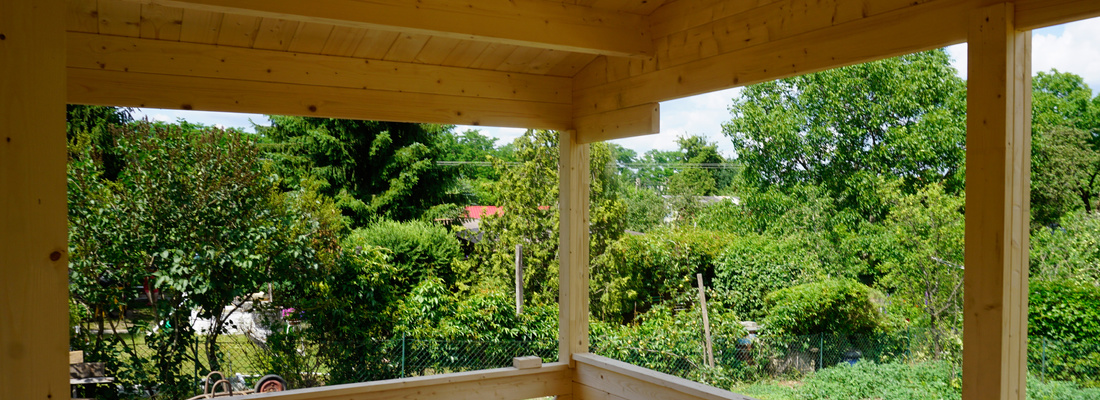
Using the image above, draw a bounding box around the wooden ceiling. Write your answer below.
[64,0,1100,143]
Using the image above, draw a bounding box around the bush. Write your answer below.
[1029,280,1100,343]
[350,219,461,294]
[590,227,733,323]
[714,234,817,321]
[763,278,887,337]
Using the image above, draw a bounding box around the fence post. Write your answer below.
[906,328,911,363]
[818,333,824,371]
[401,335,406,378]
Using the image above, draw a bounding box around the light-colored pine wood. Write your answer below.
[70,351,85,364]
[383,33,431,63]
[573,0,980,119]
[1,1,71,400]
[286,22,333,54]
[512,356,541,370]
[1015,0,1100,31]
[178,8,222,43]
[546,53,597,77]
[497,47,545,73]
[320,26,366,57]
[235,363,570,400]
[67,33,571,104]
[352,29,401,60]
[558,130,591,366]
[67,68,573,130]
[415,36,464,65]
[98,0,142,37]
[574,103,659,144]
[573,354,756,400]
[439,40,491,68]
[139,3,184,40]
[215,14,260,47]
[470,44,519,71]
[68,0,101,33]
[119,0,652,57]
[962,4,1030,400]
[251,18,298,51]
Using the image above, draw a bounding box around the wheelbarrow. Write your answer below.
[185,371,287,399]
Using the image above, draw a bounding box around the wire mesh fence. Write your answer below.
[113,330,1100,394]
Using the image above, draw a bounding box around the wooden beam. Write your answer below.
[67,68,573,130]
[574,0,1100,134]
[120,0,653,58]
[572,353,756,400]
[559,130,590,366]
[963,3,1030,400]
[0,1,71,400]
[235,362,572,400]
[67,32,570,105]
[574,103,659,144]
[1015,0,1100,31]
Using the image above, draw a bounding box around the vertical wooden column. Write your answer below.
[0,1,70,400]
[963,3,1031,400]
[559,129,591,367]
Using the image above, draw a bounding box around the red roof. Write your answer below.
[464,205,551,219]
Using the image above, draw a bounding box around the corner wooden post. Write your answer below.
[559,129,590,367]
[964,3,1031,400]
[0,1,71,399]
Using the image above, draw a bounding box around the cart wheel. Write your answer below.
[254,374,288,393]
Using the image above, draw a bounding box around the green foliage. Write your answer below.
[878,183,965,340]
[1029,280,1100,343]
[714,234,817,321]
[1031,127,1100,223]
[1031,210,1100,285]
[394,277,556,342]
[260,116,461,225]
[763,278,887,337]
[591,227,732,323]
[794,361,960,400]
[349,220,461,294]
[592,291,746,387]
[621,185,667,233]
[725,49,966,222]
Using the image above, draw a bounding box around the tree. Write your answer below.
[762,278,888,337]
[724,49,967,222]
[1030,210,1100,286]
[1029,70,1100,223]
[259,116,462,225]
[878,183,964,355]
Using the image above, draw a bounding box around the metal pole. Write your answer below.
[819,333,824,371]
[401,335,406,378]
[515,244,524,315]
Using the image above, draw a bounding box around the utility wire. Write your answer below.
[435,161,741,169]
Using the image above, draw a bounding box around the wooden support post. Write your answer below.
[0,1,71,399]
[697,274,714,368]
[515,243,524,315]
[559,129,590,366]
[963,3,1031,400]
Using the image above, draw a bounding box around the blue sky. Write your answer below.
[135,17,1100,159]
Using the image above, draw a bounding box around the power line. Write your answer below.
[435,161,741,169]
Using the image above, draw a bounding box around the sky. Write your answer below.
[135,17,1100,159]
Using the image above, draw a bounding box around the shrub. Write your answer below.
[714,234,817,321]
[762,278,887,337]
[350,219,461,294]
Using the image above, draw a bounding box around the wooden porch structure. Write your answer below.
[3,0,1099,399]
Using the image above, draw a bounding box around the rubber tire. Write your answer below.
[254,374,288,393]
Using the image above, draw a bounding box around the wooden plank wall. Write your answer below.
[0,1,71,400]
[963,3,1031,400]
[572,354,756,400]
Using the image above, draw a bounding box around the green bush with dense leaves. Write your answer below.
[763,278,888,337]
[1029,280,1100,343]
[350,219,462,294]
[714,234,818,321]
[590,227,733,323]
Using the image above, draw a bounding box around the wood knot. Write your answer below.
[0,33,6,40]
[50,251,62,261]
[308,105,317,112]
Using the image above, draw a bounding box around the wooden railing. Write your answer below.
[572,353,757,400]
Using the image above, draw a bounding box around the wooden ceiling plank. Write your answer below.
[215,14,261,47]
[352,30,401,60]
[68,68,573,130]
[383,33,432,63]
[469,43,518,71]
[320,26,367,57]
[439,40,491,68]
[98,0,142,37]
[68,0,100,33]
[139,3,183,40]
[68,32,570,104]
[574,102,659,144]
[497,47,545,73]
[178,8,223,43]
[1016,0,1100,31]
[545,52,598,77]
[286,22,334,54]
[415,37,464,65]
[252,18,299,51]
[523,50,571,75]
[120,0,652,57]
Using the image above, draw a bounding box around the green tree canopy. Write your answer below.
[259,116,462,225]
